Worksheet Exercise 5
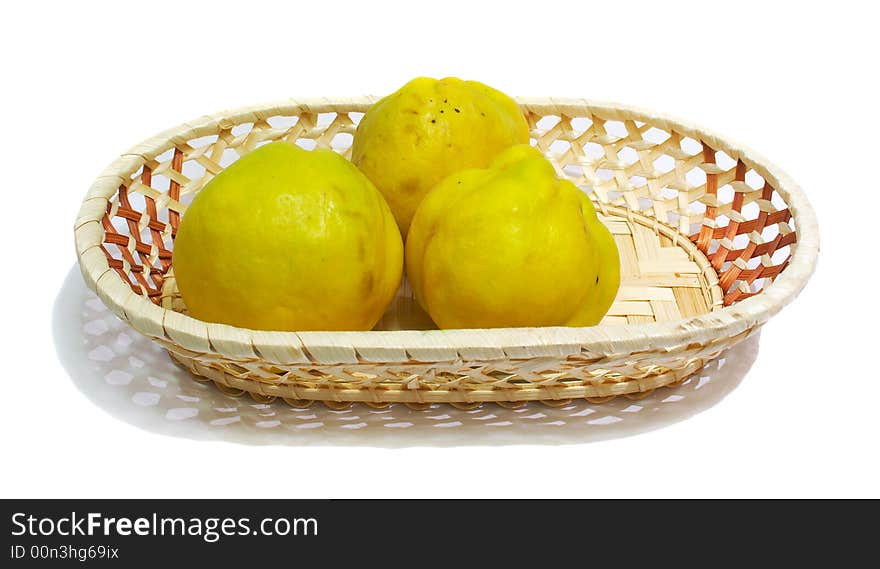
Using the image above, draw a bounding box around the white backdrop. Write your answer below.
[2,0,877,498]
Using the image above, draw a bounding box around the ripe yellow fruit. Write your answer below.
[173,141,403,331]
[405,145,620,329]
[351,76,529,235]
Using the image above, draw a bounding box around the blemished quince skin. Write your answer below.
[173,141,403,332]
[405,144,621,329]
[351,77,530,235]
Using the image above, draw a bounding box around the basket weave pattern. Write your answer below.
[74,98,818,408]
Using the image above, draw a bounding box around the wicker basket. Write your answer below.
[74,97,818,409]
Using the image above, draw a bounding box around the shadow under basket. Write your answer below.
[74,97,818,410]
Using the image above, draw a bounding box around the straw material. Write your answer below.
[74,97,819,408]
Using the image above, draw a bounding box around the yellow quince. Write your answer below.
[351,77,529,235]
[173,141,403,331]
[405,145,620,329]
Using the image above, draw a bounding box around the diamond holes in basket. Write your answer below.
[604,120,628,139]
[643,126,671,145]
[266,115,299,130]
[549,139,571,156]
[617,146,638,166]
[535,114,562,132]
[680,137,703,156]
[690,157,795,303]
[231,122,254,137]
[570,117,593,137]
[539,113,722,227]
[653,154,675,174]
[331,132,354,152]
[583,142,605,161]
[103,174,173,300]
[525,108,797,306]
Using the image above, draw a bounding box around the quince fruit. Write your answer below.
[351,77,529,235]
[405,145,620,329]
[173,141,403,331]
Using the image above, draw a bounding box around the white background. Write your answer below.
[2,0,878,498]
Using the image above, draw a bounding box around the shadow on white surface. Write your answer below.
[53,266,759,447]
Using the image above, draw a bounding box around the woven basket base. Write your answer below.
[157,207,728,407]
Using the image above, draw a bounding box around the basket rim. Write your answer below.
[74,96,819,362]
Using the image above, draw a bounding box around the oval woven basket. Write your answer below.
[74,97,818,410]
